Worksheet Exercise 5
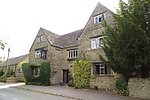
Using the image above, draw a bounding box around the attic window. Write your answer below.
[36,35,43,43]
[94,13,106,24]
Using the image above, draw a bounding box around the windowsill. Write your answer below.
[67,57,77,61]
[89,47,104,50]
[35,58,47,60]
[93,74,114,77]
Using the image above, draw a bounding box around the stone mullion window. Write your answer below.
[91,36,105,49]
[93,63,108,76]
[68,49,77,59]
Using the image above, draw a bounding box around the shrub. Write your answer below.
[0,75,5,82]
[115,79,129,96]
[72,60,91,89]
[22,62,50,86]
[0,69,4,76]
[39,61,50,86]
[6,67,14,77]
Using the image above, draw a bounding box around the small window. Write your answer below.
[93,64,107,75]
[91,37,104,49]
[33,67,40,76]
[18,68,21,73]
[36,35,43,43]
[68,49,77,59]
[94,13,106,24]
[35,49,47,59]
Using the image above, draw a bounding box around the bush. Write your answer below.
[0,69,4,76]
[40,61,50,85]
[22,62,50,86]
[0,75,5,82]
[6,67,14,77]
[115,79,129,96]
[72,60,91,89]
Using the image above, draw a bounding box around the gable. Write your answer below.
[29,28,59,52]
[82,2,114,33]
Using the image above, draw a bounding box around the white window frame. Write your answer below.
[94,13,106,24]
[68,49,77,59]
[35,50,41,58]
[91,36,104,49]
[36,35,43,43]
[35,49,47,59]
[99,64,105,75]
[93,64,107,75]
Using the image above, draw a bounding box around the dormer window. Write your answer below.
[36,35,43,43]
[94,13,106,24]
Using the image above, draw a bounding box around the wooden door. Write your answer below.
[63,70,69,83]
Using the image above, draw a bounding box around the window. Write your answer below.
[18,68,21,73]
[91,37,104,49]
[94,13,106,24]
[68,49,77,58]
[33,67,40,76]
[36,35,43,43]
[35,49,47,59]
[93,64,107,75]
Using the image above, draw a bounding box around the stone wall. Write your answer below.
[90,75,115,90]
[128,78,150,99]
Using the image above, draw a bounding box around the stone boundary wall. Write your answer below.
[90,75,115,90]
[128,78,150,99]
[6,77,18,83]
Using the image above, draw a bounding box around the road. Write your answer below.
[0,88,72,100]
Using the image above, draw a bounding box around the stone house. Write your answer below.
[29,2,115,89]
[0,54,29,82]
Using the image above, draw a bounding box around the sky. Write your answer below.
[0,0,128,60]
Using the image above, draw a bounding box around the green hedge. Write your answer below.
[22,61,50,86]
[0,69,4,77]
[72,60,91,89]
[115,79,129,96]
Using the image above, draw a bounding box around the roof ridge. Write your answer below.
[40,27,60,36]
[58,29,83,37]
[8,54,29,60]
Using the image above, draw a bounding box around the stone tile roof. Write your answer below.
[0,54,29,67]
[40,28,60,44]
[53,29,83,48]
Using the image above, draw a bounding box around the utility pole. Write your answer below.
[4,48,10,82]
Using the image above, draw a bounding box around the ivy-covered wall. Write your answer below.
[22,61,50,86]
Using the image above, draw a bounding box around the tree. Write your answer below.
[103,0,150,83]
[0,40,5,50]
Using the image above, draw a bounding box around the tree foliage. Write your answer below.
[103,0,150,82]
[72,60,91,89]
[0,40,5,50]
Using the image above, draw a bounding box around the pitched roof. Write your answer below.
[0,54,29,67]
[40,28,60,44]
[53,29,83,48]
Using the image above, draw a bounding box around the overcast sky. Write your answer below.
[0,0,128,59]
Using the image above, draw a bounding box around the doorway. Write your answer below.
[63,69,69,83]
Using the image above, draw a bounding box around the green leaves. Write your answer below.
[22,62,50,86]
[72,60,91,89]
[103,0,150,79]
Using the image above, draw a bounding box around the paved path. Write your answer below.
[16,85,145,100]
